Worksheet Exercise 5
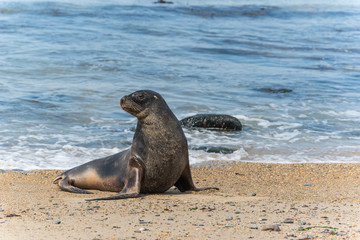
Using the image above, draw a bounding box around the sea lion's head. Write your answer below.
[120,90,167,121]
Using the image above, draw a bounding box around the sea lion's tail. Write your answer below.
[53,174,93,194]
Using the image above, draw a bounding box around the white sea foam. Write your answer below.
[324,110,360,119]
[277,123,302,130]
[189,148,249,164]
[189,146,360,164]
[0,145,124,170]
[343,110,360,118]
[1,141,359,170]
[273,130,301,141]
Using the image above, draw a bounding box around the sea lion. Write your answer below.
[180,114,242,131]
[53,90,218,201]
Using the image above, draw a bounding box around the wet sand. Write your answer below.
[1,162,360,239]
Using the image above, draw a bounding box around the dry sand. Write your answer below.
[1,162,360,240]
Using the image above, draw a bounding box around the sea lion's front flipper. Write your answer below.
[86,156,145,201]
[53,175,93,194]
[175,164,219,192]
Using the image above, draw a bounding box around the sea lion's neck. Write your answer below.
[137,116,178,137]
[131,115,184,159]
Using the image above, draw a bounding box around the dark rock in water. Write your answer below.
[193,146,236,154]
[180,114,242,131]
[257,88,293,94]
[0,169,7,174]
[154,0,174,4]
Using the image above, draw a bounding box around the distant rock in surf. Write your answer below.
[180,114,242,131]
[154,0,174,4]
[192,146,236,154]
[256,88,293,94]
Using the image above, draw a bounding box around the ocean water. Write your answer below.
[0,0,359,170]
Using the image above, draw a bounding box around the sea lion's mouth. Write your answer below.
[121,103,134,113]
[122,106,138,116]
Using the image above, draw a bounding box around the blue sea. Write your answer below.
[1,0,359,170]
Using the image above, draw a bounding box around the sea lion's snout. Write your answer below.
[120,96,127,107]
[120,96,132,114]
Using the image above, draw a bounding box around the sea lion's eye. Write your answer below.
[137,93,145,101]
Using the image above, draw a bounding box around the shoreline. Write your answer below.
[1,162,360,239]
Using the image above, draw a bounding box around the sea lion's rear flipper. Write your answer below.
[175,164,219,192]
[53,175,93,194]
[86,156,145,201]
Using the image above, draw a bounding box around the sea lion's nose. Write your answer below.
[120,96,126,106]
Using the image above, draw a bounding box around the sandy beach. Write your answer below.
[1,162,360,240]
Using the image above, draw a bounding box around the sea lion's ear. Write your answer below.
[153,95,158,100]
